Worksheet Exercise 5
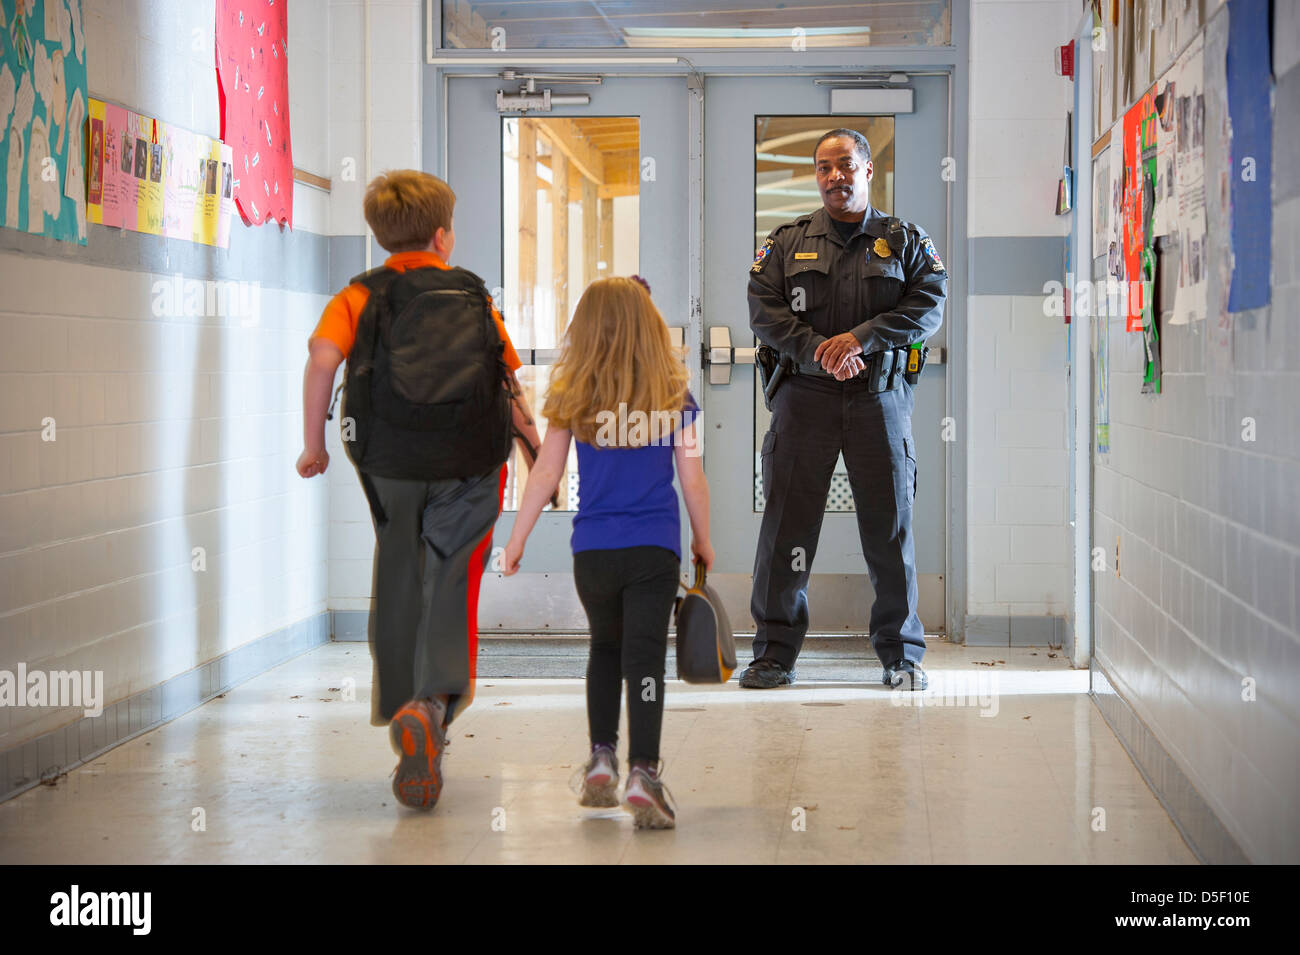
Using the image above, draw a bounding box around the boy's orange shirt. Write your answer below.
[311,250,522,373]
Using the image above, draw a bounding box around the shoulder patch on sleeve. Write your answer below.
[751,236,775,274]
[921,236,946,274]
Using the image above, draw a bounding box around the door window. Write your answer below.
[501,116,640,510]
[442,1,952,49]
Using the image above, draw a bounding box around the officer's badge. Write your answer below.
[751,237,774,274]
[873,237,892,258]
[921,236,946,273]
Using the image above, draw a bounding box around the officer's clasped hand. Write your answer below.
[833,356,865,381]
[814,332,865,379]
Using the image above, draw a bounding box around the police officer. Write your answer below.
[742,128,946,691]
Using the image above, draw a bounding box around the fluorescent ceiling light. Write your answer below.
[622,26,871,48]
[755,152,814,164]
[623,27,870,39]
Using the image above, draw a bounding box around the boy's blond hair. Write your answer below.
[363,170,455,253]
[543,277,689,446]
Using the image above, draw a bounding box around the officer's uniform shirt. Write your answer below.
[748,205,947,369]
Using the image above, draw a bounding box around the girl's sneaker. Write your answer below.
[623,762,676,829]
[570,743,619,807]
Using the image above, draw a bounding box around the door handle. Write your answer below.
[701,326,755,384]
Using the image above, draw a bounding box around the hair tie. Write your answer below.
[629,274,651,295]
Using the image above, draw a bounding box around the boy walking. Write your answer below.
[296,170,541,810]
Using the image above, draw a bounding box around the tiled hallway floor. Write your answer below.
[0,640,1197,864]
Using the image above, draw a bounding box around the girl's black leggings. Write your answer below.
[573,546,681,764]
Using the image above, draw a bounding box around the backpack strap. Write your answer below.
[349,268,403,365]
[349,266,394,287]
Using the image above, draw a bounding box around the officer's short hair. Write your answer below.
[364,170,456,253]
[813,128,872,165]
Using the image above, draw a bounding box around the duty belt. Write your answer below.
[796,346,907,393]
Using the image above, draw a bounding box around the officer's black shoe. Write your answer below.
[882,660,928,691]
[738,657,796,688]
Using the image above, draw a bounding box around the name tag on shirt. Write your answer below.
[794,252,818,260]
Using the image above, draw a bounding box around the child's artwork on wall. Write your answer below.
[0,0,88,244]
[216,0,292,228]
[1121,87,1157,333]
[85,98,235,248]
[1165,33,1207,326]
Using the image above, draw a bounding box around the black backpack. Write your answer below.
[338,265,514,481]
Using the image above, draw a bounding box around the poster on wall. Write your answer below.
[215,0,292,228]
[1225,0,1272,312]
[1166,33,1207,326]
[1092,145,1111,259]
[1107,138,1124,281]
[1121,87,1157,333]
[1204,5,1234,397]
[1091,0,1115,142]
[1150,76,1178,238]
[85,98,235,248]
[0,0,88,244]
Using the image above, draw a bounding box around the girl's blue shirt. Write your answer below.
[570,391,699,559]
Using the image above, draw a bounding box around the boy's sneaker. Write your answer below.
[389,697,448,810]
[570,743,619,808]
[623,762,676,830]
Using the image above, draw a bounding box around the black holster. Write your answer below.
[756,344,794,410]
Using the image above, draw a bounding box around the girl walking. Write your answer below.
[503,276,712,829]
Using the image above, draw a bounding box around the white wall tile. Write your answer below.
[996,563,1068,605]
[0,251,329,745]
[995,485,1064,525]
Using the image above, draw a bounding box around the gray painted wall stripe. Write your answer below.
[968,235,1065,295]
[963,614,1067,647]
[328,235,369,292]
[0,221,366,298]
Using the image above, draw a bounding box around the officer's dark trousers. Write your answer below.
[360,466,505,727]
[751,374,925,670]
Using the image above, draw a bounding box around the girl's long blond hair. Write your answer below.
[542,277,689,446]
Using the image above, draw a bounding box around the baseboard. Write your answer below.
[0,613,330,804]
[1090,664,1250,865]
[963,614,1067,647]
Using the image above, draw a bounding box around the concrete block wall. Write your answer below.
[964,0,1077,645]
[0,0,334,752]
[1090,3,1300,864]
[325,0,424,612]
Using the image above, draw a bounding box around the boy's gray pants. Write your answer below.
[359,465,505,727]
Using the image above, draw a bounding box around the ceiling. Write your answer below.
[509,116,641,198]
[444,1,952,49]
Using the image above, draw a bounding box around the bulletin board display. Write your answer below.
[0,0,89,244]
[85,98,235,248]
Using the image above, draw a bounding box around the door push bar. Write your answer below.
[701,326,756,385]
